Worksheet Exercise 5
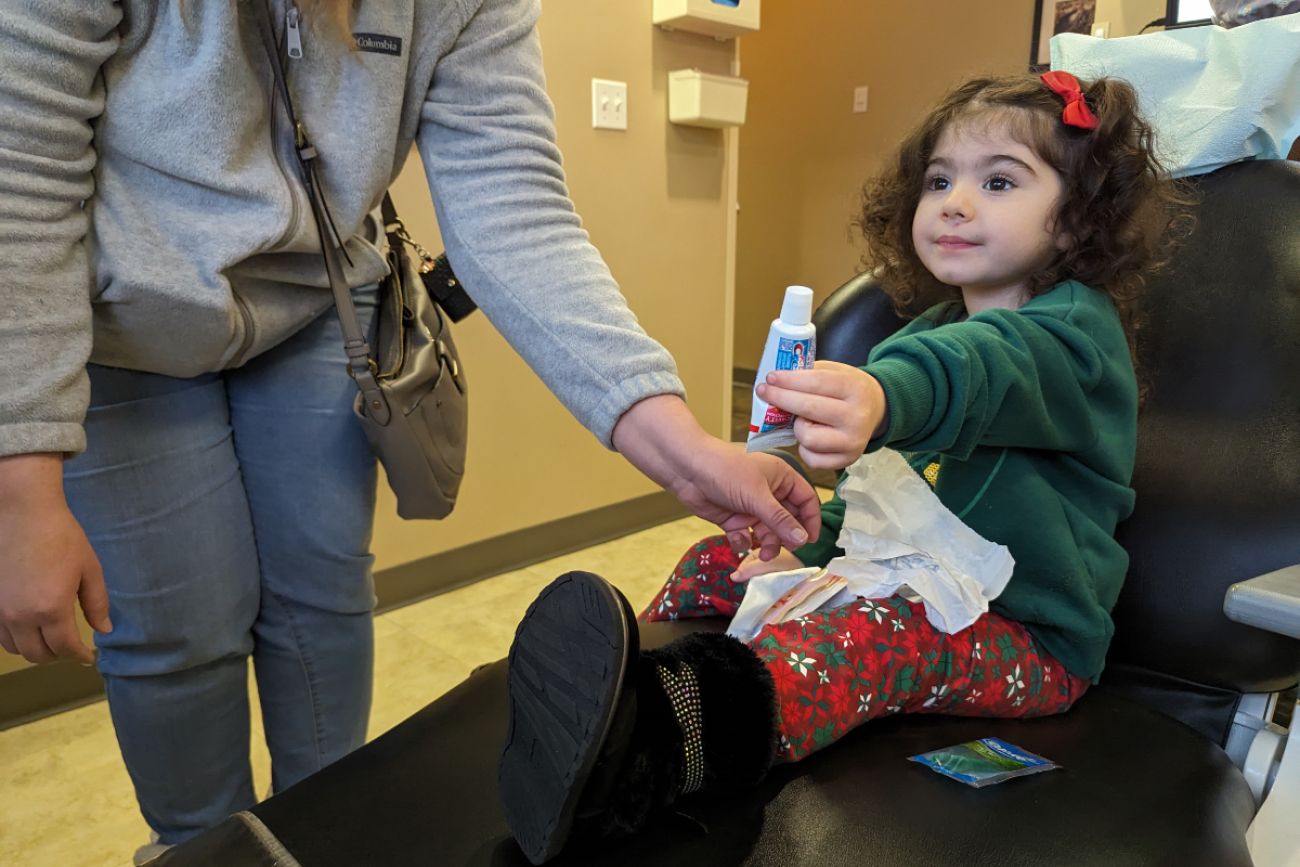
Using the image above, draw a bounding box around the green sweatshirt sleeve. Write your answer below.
[794,492,846,568]
[864,284,1118,459]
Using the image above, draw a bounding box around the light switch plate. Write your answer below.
[592,79,628,130]
[853,85,869,114]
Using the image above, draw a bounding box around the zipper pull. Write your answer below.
[286,5,304,59]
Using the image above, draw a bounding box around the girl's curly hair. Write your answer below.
[856,74,1195,360]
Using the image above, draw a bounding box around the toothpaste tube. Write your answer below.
[746,285,816,451]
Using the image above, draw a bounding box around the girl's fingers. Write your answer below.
[793,417,855,457]
[764,368,832,396]
[765,363,859,397]
[756,382,844,426]
[798,445,856,471]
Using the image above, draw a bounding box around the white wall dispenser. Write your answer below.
[667,69,749,128]
[653,0,761,40]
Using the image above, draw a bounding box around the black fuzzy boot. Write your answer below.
[646,631,779,793]
[499,572,776,865]
[573,632,778,838]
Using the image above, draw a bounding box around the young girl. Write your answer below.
[498,70,1189,864]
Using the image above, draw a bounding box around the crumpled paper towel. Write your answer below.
[1051,14,1300,178]
[726,449,1015,641]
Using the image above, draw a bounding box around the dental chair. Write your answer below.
[158,158,1300,866]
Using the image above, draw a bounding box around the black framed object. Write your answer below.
[1029,0,1098,71]
[1165,0,1215,28]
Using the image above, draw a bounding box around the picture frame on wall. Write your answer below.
[1029,0,1098,70]
[1165,0,1216,27]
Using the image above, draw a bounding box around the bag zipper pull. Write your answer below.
[286,4,304,59]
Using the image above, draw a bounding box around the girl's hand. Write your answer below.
[731,548,806,583]
[757,360,888,470]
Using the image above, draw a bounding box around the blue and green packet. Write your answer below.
[909,737,1060,788]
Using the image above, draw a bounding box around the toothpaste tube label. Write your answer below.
[753,336,814,432]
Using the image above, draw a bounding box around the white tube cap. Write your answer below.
[780,285,814,326]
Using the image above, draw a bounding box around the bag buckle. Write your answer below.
[346,357,380,381]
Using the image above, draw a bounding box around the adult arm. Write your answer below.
[0,3,122,663]
[417,0,818,549]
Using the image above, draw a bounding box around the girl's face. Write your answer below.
[911,123,1066,311]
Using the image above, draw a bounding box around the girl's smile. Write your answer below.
[935,234,980,250]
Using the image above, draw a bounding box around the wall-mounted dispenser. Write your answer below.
[652,0,760,40]
[668,69,748,128]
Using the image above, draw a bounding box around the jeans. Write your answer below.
[65,287,379,844]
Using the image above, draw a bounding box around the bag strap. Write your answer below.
[378,194,478,323]
[252,0,391,422]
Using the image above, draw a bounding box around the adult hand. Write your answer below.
[612,395,821,561]
[730,548,805,583]
[756,360,888,470]
[0,454,110,665]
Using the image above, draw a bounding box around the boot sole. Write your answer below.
[499,571,637,864]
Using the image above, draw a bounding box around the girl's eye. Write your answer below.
[984,174,1015,192]
[925,175,950,191]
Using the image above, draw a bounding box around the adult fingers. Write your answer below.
[770,463,823,542]
[725,530,752,556]
[0,624,16,656]
[78,561,113,635]
[41,618,95,666]
[750,523,783,564]
[718,515,757,557]
[744,461,815,550]
[11,623,57,665]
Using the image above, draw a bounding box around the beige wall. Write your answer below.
[1096,0,1168,37]
[734,0,1038,370]
[0,4,738,678]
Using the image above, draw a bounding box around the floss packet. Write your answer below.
[909,737,1059,788]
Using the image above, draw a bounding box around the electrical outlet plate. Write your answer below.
[853,85,869,114]
[592,79,628,130]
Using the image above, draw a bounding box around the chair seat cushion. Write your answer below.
[208,621,1256,867]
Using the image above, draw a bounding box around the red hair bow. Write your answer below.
[1040,71,1099,130]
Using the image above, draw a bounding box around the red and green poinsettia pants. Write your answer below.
[639,535,1091,763]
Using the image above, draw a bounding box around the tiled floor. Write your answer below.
[0,513,727,867]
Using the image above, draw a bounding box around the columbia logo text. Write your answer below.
[353,33,402,56]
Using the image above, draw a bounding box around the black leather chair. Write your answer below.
[158,159,1300,866]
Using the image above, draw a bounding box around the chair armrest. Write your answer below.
[1224,564,1300,639]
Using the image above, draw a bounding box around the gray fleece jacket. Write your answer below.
[0,0,684,457]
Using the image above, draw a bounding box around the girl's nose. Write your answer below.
[940,187,972,221]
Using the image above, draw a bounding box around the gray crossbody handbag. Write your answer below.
[256,3,469,519]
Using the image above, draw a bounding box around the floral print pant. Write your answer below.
[641,536,1091,763]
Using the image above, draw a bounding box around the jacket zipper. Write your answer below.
[241,1,305,365]
[286,5,304,59]
[267,1,303,252]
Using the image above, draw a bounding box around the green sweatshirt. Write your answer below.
[795,281,1137,681]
